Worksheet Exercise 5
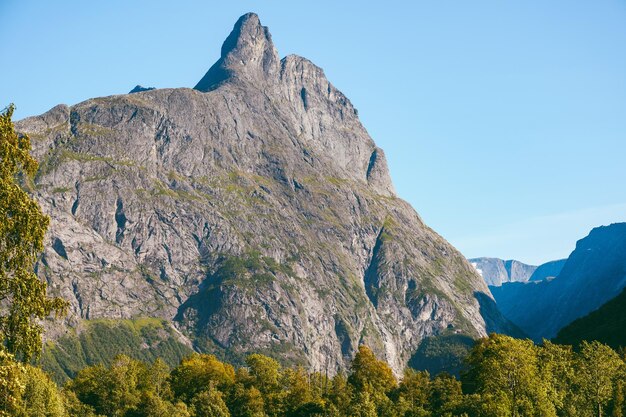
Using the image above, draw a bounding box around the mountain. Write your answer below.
[16,13,517,379]
[129,85,155,94]
[528,259,566,282]
[554,286,626,349]
[470,257,565,287]
[491,223,626,341]
[469,258,537,286]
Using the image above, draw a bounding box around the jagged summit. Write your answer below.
[195,13,280,91]
[129,85,155,94]
[16,12,518,377]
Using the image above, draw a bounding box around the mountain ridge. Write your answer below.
[491,223,626,340]
[17,12,517,376]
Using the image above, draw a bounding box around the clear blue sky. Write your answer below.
[1,1,625,265]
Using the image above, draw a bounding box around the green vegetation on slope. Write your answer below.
[39,318,193,384]
[409,333,476,377]
[554,286,626,350]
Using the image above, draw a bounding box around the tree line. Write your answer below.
[1,334,625,417]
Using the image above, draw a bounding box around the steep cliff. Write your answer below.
[17,13,516,376]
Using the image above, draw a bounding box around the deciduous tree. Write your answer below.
[577,341,624,417]
[0,104,67,361]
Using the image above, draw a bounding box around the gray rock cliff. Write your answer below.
[470,257,565,287]
[17,13,516,375]
[469,258,537,287]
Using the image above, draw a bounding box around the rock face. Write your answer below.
[17,13,516,375]
[469,258,537,287]
[470,257,565,287]
[491,223,626,340]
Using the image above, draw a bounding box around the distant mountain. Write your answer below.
[469,258,536,286]
[554,286,626,349]
[129,85,155,94]
[528,259,566,282]
[16,12,518,379]
[469,257,564,287]
[491,223,626,340]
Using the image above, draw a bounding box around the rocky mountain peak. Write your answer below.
[16,12,519,377]
[195,12,280,91]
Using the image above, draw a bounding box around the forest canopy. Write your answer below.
[1,335,625,417]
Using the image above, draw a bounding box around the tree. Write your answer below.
[191,387,230,417]
[169,354,235,401]
[128,391,190,417]
[462,334,555,417]
[613,380,624,417]
[227,383,265,417]
[326,373,351,417]
[395,368,430,415]
[348,345,397,393]
[347,389,377,417]
[245,354,281,395]
[18,365,66,417]
[66,355,145,416]
[0,349,25,417]
[0,104,67,361]
[577,341,624,417]
[282,367,313,415]
[429,372,463,415]
[62,390,100,417]
[143,358,171,398]
[245,354,284,417]
[539,341,575,416]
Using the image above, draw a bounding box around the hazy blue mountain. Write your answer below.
[528,259,566,282]
[491,223,626,340]
[554,285,626,349]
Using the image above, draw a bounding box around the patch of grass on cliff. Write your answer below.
[40,318,192,384]
[51,186,72,194]
[74,123,116,137]
[206,251,300,290]
[36,147,138,179]
[379,215,398,242]
[195,336,307,370]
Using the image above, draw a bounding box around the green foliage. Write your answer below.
[190,388,230,417]
[246,354,281,395]
[462,334,556,417]
[576,341,624,417]
[0,349,25,416]
[0,348,68,417]
[40,318,193,384]
[129,391,190,417]
[18,365,67,417]
[409,333,475,377]
[348,345,396,393]
[227,383,265,417]
[9,336,626,417]
[169,353,235,401]
[0,104,68,361]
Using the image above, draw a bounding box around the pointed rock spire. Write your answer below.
[195,13,280,91]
